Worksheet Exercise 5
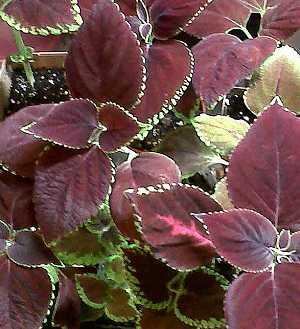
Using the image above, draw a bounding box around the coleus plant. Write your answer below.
[0,0,300,328]
[126,101,300,328]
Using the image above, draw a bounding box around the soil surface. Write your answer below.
[7,67,70,116]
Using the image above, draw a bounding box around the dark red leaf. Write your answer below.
[2,0,80,34]
[65,0,145,109]
[184,0,251,38]
[7,231,60,266]
[260,0,300,41]
[110,152,181,240]
[203,209,277,272]
[131,40,193,123]
[228,103,300,231]
[286,231,300,263]
[76,273,107,306]
[148,0,207,39]
[192,34,277,105]
[0,220,10,252]
[52,273,81,329]
[139,309,191,329]
[176,270,225,325]
[117,0,137,16]
[124,248,176,304]
[225,263,300,329]
[34,146,112,242]
[0,256,52,329]
[98,103,140,152]
[126,184,221,270]
[175,85,199,118]
[25,99,98,149]
[0,104,52,177]
[0,171,35,229]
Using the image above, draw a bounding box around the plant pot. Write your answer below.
[2,51,69,118]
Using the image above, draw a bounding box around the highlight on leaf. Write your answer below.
[192,114,250,158]
[245,46,300,114]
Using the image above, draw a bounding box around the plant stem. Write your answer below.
[11,28,35,87]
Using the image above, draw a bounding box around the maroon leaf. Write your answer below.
[110,152,181,240]
[2,0,80,34]
[148,0,208,39]
[0,104,52,177]
[76,273,107,306]
[175,85,199,118]
[126,184,221,270]
[285,231,300,263]
[131,40,193,123]
[176,270,225,325]
[98,103,140,152]
[65,0,145,109]
[7,231,60,266]
[125,248,176,305]
[0,220,10,252]
[184,0,251,38]
[203,209,277,272]
[52,273,81,329]
[228,103,300,231]
[139,309,191,329]
[225,263,300,329]
[34,146,112,242]
[117,0,137,16]
[260,0,300,40]
[25,100,98,149]
[192,34,277,105]
[0,171,35,229]
[0,256,52,329]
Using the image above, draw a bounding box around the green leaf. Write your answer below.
[157,125,227,179]
[245,46,300,114]
[192,114,249,157]
[51,227,107,265]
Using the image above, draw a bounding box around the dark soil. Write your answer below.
[6,67,70,116]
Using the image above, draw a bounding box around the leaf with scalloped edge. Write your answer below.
[98,103,140,152]
[65,0,145,109]
[0,256,53,329]
[110,152,181,240]
[124,248,176,307]
[184,0,251,38]
[34,146,112,243]
[203,209,277,272]
[24,100,98,149]
[175,270,225,328]
[212,178,234,210]
[228,103,300,231]
[51,227,107,265]
[0,104,52,177]
[105,288,139,322]
[76,273,107,309]
[260,0,300,40]
[7,230,61,267]
[139,309,191,329]
[0,0,82,35]
[193,114,250,157]
[52,272,81,329]
[116,0,136,16]
[126,184,222,270]
[245,46,300,114]
[0,171,35,229]
[148,0,208,39]
[157,125,227,179]
[192,34,277,105]
[225,263,300,329]
[131,40,193,123]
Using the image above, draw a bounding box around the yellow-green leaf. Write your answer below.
[192,114,249,157]
[212,178,234,210]
[245,46,300,114]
